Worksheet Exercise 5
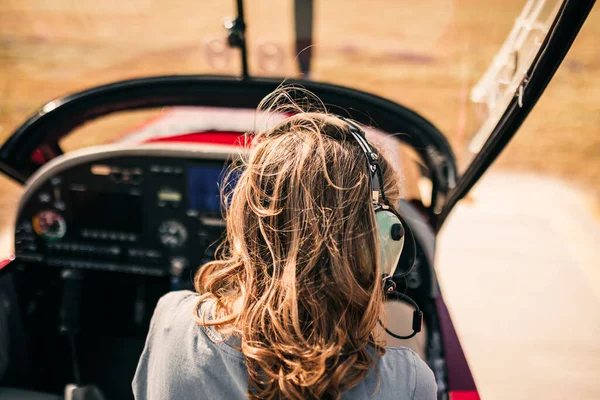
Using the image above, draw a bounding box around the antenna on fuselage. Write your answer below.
[226,0,249,80]
[294,0,314,78]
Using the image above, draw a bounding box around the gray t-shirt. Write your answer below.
[133,290,437,399]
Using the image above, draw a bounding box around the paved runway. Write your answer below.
[437,171,600,400]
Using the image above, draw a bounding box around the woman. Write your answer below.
[133,93,437,399]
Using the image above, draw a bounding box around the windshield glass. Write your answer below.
[0,0,562,171]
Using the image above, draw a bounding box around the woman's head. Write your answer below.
[195,90,401,399]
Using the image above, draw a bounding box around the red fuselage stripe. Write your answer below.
[449,390,481,400]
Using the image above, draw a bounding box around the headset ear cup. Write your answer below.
[375,209,404,278]
[395,211,417,277]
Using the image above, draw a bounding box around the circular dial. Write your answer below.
[32,210,66,240]
[158,220,188,248]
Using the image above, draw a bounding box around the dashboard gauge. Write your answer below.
[32,210,67,240]
[159,220,188,248]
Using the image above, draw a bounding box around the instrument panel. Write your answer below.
[14,144,240,281]
[13,142,431,294]
[6,142,435,398]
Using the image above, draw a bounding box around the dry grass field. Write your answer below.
[0,0,600,206]
[1,1,598,180]
[0,0,598,217]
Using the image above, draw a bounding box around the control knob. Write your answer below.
[159,220,188,248]
[32,210,66,240]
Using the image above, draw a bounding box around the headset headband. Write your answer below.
[339,118,388,206]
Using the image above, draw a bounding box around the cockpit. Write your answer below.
[2,103,443,398]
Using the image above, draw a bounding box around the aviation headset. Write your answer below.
[340,117,423,340]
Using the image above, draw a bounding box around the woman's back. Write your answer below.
[134,97,437,399]
[133,291,437,400]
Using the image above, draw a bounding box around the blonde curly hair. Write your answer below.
[194,88,401,399]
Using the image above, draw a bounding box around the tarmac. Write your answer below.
[1,171,599,399]
[437,171,600,400]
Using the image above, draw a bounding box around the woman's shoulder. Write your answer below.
[149,290,209,350]
[148,290,200,345]
[152,290,211,341]
[156,289,198,310]
[134,292,249,398]
[376,347,437,399]
[152,290,244,358]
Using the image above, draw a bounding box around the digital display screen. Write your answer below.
[69,190,143,233]
[187,166,225,212]
[187,165,241,212]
